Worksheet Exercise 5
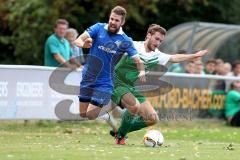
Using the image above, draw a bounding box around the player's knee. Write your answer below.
[126,100,140,115]
[80,113,87,118]
[128,105,139,115]
[86,112,98,120]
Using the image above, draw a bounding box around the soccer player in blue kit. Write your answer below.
[74,6,144,120]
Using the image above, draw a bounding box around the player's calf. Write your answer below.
[86,104,102,120]
[80,113,87,118]
[144,112,159,126]
[127,105,139,115]
[121,93,141,115]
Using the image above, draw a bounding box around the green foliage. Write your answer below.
[1,0,56,64]
[0,0,240,65]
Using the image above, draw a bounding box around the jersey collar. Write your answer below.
[104,24,124,35]
[54,34,65,43]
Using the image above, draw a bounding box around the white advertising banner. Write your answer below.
[0,65,240,120]
[0,65,81,120]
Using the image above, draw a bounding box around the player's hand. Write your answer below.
[138,70,146,83]
[83,38,93,48]
[192,49,208,61]
[195,49,208,57]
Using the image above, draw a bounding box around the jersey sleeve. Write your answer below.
[157,51,171,65]
[124,38,139,58]
[86,23,101,38]
[48,39,60,55]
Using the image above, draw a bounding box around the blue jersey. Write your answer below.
[82,23,138,88]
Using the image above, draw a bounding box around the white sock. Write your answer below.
[114,106,126,115]
[97,112,118,132]
[97,113,110,121]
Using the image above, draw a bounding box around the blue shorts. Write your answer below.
[79,82,113,107]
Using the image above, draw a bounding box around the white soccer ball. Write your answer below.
[143,130,164,147]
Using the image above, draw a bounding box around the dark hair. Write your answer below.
[55,19,69,28]
[147,24,166,36]
[206,59,217,65]
[232,60,240,70]
[111,6,127,20]
[230,81,240,90]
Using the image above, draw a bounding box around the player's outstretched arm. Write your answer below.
[74,31,92,48]
[169,49,208,63]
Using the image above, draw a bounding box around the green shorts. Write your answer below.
[111,79,146,106]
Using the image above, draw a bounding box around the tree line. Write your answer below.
[0,0,240,65]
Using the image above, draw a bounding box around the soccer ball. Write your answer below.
[143,130,164,147]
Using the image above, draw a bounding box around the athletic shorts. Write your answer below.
[111,78,146,106]
[79,82,112,107]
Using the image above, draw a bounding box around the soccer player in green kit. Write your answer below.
[112,24,208,144]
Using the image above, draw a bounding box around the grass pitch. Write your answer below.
[0,119,239,160]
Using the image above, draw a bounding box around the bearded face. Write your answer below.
[146,32,164,52]
[108,12,124,34]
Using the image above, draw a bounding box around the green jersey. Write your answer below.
[112,41,171,105]
[225,90,240,118]
[115,41,171,85]
[44,34,72,67]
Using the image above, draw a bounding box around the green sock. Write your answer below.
[127,116,147,133]
[117,110,134,137]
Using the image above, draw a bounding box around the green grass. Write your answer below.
[0,119,239,160]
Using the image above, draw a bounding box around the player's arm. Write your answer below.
[75,23,102,48]
[169,49,208,63]
[74,31,92,48]
[126,40,146,82]
[132,56,146,82]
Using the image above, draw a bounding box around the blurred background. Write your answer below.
[1,0,240,65]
